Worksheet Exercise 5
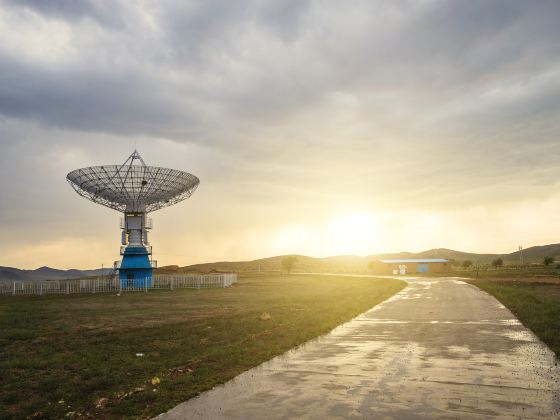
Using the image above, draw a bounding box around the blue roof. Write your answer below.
[379,259,449,263]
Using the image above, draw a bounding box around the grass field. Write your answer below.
[468,279,560,358]
[460,266,560,281]
[0,274,404,419]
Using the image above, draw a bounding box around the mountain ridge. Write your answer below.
[160,244,560,274]
[0,266,106,282]
[3,243,560,280]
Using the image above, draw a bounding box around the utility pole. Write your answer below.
[518,245,523,266]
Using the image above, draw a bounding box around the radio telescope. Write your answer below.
[67,150,199,287]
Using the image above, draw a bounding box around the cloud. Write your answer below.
[1,1,560,266]
[2,0,124,26]
[1,0,557,141]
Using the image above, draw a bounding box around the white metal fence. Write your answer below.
[0,274,237,296]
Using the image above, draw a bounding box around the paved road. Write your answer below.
[158,277,560,419]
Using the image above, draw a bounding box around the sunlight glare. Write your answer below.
[326,212,381,256]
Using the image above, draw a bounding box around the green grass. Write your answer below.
[455,266,560,279]
[468,279,560,358]
[0,274,404,419]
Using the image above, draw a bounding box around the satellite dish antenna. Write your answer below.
[66,150,199,287]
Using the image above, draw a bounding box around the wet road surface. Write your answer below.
[157,277,560,419]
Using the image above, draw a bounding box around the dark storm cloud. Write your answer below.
[0,0,559,148]
[0,51,201,138]
[2,0,124,26]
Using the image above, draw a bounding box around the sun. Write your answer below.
[270,211,383,257]
[326,212,381,256]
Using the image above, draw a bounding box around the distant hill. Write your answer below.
[158,255,361,274]
[507,244,560,263]
[158,244,560,274]
[160,244,560,274]
[3,243,560,280]
[0,266,105,282]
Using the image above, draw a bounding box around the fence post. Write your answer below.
[13,281,15,296]
[197,276,201,289]
[66,282,69,295]
[40,282,43,296]
[145,277,148,293]
[171,276,174,291]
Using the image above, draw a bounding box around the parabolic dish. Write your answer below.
[67,165,200,213]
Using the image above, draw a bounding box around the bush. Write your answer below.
[491,258,503,268]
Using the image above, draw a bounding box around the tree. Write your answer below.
[462,260,473,269]
[543,256,554,266]
[281,256,298,274]
[491,258,503,269]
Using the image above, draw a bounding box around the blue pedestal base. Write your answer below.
[119,246,153,288]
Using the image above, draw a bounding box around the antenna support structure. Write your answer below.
[66,150,199,288]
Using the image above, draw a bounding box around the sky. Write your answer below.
[1,0,560,269]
